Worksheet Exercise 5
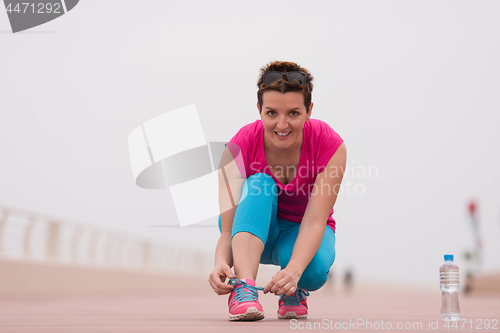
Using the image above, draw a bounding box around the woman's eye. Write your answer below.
[291,111,299,116]
[268,111,276,116]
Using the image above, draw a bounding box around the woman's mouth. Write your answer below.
[275,131,291,137]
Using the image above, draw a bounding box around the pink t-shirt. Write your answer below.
[227,119,343,232]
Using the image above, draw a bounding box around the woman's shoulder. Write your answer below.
[305,118,344,167]
[227,120,263,177]
[240,119,263,133]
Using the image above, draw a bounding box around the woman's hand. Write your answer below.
[208,261,237,295]
[263,266,302,296]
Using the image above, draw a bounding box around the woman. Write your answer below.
[208,61,346,321]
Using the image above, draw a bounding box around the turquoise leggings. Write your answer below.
[218,173,336,291]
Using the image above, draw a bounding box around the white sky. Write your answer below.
[1,0,499,288]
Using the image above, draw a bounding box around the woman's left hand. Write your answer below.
[264,266,302,296]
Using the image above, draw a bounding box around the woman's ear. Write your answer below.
[306,102,314,121]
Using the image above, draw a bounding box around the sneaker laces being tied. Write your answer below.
[228,279,264,304]
[280,289,310,306]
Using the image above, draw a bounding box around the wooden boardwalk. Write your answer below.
[0,277,499,333]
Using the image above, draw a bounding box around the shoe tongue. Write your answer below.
[239,278,255,287]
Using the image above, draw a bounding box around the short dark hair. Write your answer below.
[257,61,314,113]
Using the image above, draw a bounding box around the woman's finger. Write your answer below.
[208,276,220,294]
[268,277,287,294]
[284,285,297,296]
[214,274,235,291]
[209,275,233,295]
[223,267,237,280]
[264,279,279,294]
[209,271,231,292]
[275,281,290,295]
[264,271,285,293]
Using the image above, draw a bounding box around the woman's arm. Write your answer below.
[208,146,245,295]
[264,142,347,295]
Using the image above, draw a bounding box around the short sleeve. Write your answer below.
[226,121,261,179]
[315,120,344,168]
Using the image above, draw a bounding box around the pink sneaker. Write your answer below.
[277,289,310,319]
[228,278,264,321]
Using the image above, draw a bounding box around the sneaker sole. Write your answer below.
[278,311,307,319]
[229,307,265,321]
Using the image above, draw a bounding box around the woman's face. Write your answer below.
[259,90,313,152]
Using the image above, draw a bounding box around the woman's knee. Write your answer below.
[244,173,277,197]
[298,252,336,291]
[298,265,331,291]
[219,173,276,233]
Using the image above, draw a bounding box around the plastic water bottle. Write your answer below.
[440,254,460,321]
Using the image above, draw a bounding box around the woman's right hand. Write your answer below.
[208,261,237,295]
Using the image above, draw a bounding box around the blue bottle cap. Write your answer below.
[444,254,454,261]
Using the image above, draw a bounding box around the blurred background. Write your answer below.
[1,0,499,297]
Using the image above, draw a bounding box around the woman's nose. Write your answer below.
[276,116,288,129]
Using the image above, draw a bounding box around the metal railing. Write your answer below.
[0,204,208,276]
